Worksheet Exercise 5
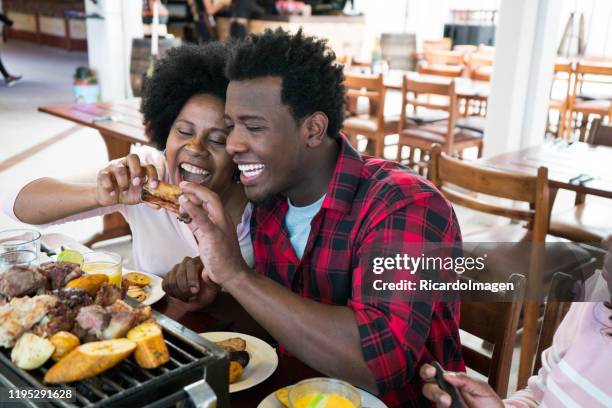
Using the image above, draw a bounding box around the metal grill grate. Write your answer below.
[0,309,229,407]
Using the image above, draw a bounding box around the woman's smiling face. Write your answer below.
[165,94,234,195]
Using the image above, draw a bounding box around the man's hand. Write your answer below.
[162,256,220,309]
[178,181,249,286]
[420,364,504,408]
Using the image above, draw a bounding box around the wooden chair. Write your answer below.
[453,44,478,54]
[420,50,465,78]
[459,273,526,397]
[397,78,483,173]
[342,72,398,157]
[478,44,496,55]
[567,61,612,140]
[549,118,612,244]
[532,272,579,375]
[423,38,452,52]
[546,60,574,139]
[467,52,494,81]
[428,145,594,389]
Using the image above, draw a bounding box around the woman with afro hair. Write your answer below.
[3,43,252,309]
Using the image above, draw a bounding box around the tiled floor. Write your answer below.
[1,40,607,396]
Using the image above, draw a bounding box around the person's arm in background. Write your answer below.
[202,0,231,15]
[8,154,159,225]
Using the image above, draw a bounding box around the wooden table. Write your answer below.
[383,70,491,99]
[154,293,322,407]
[38,99,150,245]
[479,141,612,200]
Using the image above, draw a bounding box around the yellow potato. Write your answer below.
[122,272,151,288]
[229,361,243,384]
[11,333,55,370]
[275,386,290,407]
[65,274,109,294]
[44,339,136,383]
[50,331,80,362]
[126,286,148,302]
[126,322,169,369]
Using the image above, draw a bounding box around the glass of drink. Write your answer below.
[0,249,38,273]
[82,251,122,287]
[0,229,41,261]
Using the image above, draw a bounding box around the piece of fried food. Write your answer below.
[275,387,290,407]
[215,337,246,352]
[50,331,80,362]
[127,322,169,369]
[126,286,148,303]
[65,274,108,295]
[229,361,244,384]
[44,339,136,383]
[122,272,150,288]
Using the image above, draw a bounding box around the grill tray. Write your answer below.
[0,303,229,408]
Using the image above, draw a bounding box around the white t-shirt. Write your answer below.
[1,148,253,277]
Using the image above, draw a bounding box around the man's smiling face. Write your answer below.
[224,76,306,202]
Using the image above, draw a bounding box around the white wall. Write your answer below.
[85,0,143,101]
[353,0,501,59]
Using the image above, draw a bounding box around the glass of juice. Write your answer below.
[289,378,361,408]
[82,251,122,287]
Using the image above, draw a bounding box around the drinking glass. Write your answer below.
[82,251,122,287]
[0,249,38,273]
[0,228,41,264]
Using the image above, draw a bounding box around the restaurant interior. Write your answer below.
[0,0,611,407]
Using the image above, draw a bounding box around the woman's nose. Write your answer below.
[186,135,210,156]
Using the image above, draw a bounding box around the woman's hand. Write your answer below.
[95,154,159,207]
[420,364,504,408]
[162,256,220,309]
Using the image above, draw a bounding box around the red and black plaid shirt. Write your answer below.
[251,137,465,407]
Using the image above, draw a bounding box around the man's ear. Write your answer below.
[301,112,329,148]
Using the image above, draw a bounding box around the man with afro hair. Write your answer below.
[177,29,465,407]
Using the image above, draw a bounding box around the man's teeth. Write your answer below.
[180,163,209,176]
[238,163,265,178]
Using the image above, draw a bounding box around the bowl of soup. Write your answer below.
[288,378,361,408]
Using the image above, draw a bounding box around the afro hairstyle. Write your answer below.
[140,42,229,149]
[225,28,345,139]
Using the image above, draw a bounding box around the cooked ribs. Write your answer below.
[95,283,125,307]
[0,266,47,299]
[0,294,58,348]
[38,262,83,290]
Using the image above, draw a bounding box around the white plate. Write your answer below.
[123,270,165,306]
[257,386,388,408]
[199,332,278,393]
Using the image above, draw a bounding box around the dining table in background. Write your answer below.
[38,99,150,246]
[479,140,612,201]
[382,69,492,100]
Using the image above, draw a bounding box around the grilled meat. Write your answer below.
[0,266,47,299]
[75,305,110,339]
[95,283,125,307]
[55,288,94,309]
[0,295,58,348]
[74,299,153,341]
[38,262,83,290]
[32,289,95,337]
